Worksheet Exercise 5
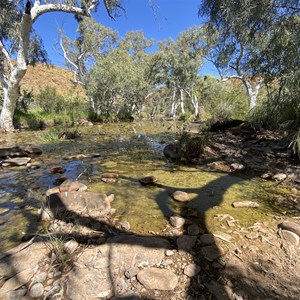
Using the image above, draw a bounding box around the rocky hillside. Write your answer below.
[20,63,86,97]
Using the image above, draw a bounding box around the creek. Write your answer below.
[0,121,289,251]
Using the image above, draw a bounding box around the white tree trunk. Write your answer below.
[0,13,31,131]
[0,1,97,131]
[170,90,178,118]
[0,86,19,131]
[180,89,185,114]
[242,77,263,110]
[191,95,199,117]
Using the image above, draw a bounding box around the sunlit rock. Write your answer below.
[137,268,178,290]
[1,157,31,166]
[169,215,185,228]
[171,191,190,202]
[232,201,259,208]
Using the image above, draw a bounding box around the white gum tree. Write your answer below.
[0,0,116,131]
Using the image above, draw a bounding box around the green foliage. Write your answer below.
[37,126,79,143]
[14,110,46,130]
[179,112,192,123]
[88,31,152,117]
[34,86,88,121]
[177,132,208,161]
[37,127,61,143]
[16,89,34,113]
[35,87,66,114]
[197,76,248,121]
[248,71,300,130]
[289,130,300,157]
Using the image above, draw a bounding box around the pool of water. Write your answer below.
[0,120,290,250]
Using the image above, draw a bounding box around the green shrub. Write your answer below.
[14,110,46,130]
[177,132,208,161]
[17,89,34,113]
[289,130,300,157]
[35,86,66,113]
[37,127,61,143]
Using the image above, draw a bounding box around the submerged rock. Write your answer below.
[50,165,66,174]
[101,175,118,183]
[139,176,158,185]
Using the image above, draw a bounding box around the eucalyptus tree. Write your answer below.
[88,31,153,117]
[148,26,204,118]
[199,0,300,110]
[59,18,118,111]
[0,0,121,131]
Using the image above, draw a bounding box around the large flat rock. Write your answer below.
[66,235,170,298]
[47,192,112,218]
[0,241,49,300]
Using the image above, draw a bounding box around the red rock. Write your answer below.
[50,165,66,174]
[101,173,119,179]
[139,176,158,185]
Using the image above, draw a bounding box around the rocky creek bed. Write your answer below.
[0,122,299,299]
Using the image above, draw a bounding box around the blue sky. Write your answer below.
[33,0,216,75]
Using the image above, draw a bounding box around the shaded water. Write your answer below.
[0,121,289,250]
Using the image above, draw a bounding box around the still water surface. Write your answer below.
[0,121,287,251]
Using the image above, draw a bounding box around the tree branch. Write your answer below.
[59,36,84,85]
[31,2,97,22]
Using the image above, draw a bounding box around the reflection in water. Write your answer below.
[0,121,285,250]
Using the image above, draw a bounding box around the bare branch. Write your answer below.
[59,36,84,85]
